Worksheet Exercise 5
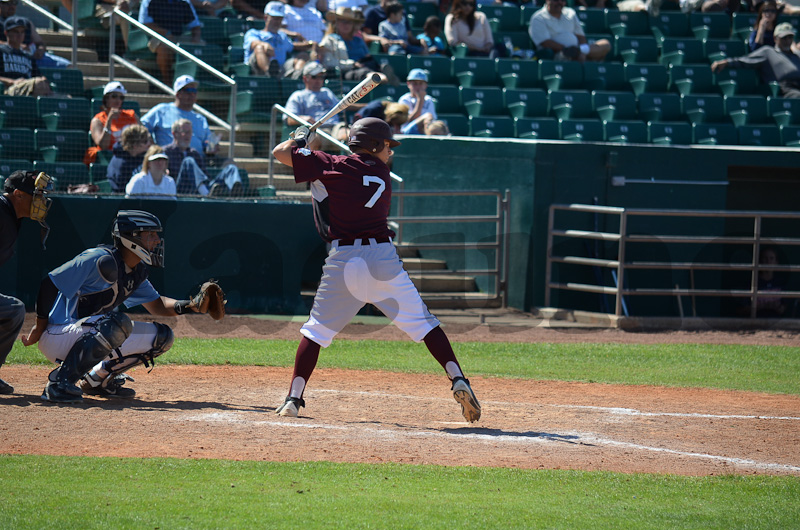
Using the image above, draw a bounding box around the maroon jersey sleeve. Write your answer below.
[291,147,395,241]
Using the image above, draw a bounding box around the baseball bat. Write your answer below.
[308,72,386,133]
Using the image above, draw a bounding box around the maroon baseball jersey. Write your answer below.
[291,147,395,242]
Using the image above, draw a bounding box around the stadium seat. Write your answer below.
[495,30,534,55]
[515,117,559,139]
[227,45,247,76]
[453,57,498,87]
[40,68,84,98]
[496,58,540,89]
[689,12,731,40]
[592,91,638,121]
[648,121,693,144]
[0,158,33,178]
[199,16,227,47]
[439,113,470,136]
[725,95,770,126]
[480,4,525,31]
[174,43,229,94]
[660,38,707,65]
[704,39,747,63]
[650,12,692,40]
[559,118,604,142]
[405,2,439,30]
[738,124,781,146]
[583,62,627,91]
[428,85,462,114]
[731,12,758,40]
[713,68,761,96]
[539,60,583,91]
[692,122,737,145]
[373,53,410,83]
[368,83,406,102]
[504,88,548,118]
[0,95,38,129]
[604,120,648,143]
[34,129,89,163]
[614,35,659,63]
[37,97,91,131]
[223,17,250,41]
[670,64,715,95]
[281,77,306,97]
[460,86,505,116]
[681,94,727,124]
[549,90,593,120]
[0,129,35,160]
[576,8,610,34]
[33,161,90,191]
[625,63,669,95]
[768,97,800,126]
[638,92,684,122]
[606,10,650,36]
[780,124,800,145]
[409,55,453,84]
[469,116,516,137]
[234,76,283,123]
[89,162,108,184]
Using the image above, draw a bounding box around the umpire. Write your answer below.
[0,170,52,394]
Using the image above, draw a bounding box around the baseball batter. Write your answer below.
[22,210,225,403]
[272,117,481,422]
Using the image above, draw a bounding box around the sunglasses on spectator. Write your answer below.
[181,87,198,94]
[108,93,125,100]
[764,8,778,12]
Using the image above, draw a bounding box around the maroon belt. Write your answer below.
[337,237,391,246]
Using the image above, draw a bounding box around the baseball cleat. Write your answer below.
[0,377,13,395]
[41,382,84,404]
[79,373,136,399]
[276,396,305,417]
[452,377,481,423]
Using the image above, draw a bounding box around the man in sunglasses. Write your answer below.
[528,0,610,62]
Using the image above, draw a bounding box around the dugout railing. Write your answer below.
[546,204,800,318]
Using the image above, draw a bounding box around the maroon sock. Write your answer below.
[289,336,321,395]
[423,326,461,376]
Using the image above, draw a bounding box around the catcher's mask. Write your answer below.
[4,170,53,249]
[112,210,165,267]
[347,117,401,154]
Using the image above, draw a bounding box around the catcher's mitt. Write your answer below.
[190,280,226,320]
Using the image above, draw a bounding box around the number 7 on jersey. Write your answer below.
[362,176,385,208]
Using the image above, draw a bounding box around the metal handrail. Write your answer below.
[546,204,800,318]
[21,0,77,64]
[108,8,237,159]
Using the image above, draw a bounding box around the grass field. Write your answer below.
[3,338,800,529]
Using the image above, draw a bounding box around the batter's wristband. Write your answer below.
[174,299,192,315]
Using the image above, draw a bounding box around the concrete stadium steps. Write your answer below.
[49,46,98,63]
[408,274,477,293]
[402,258,448,272]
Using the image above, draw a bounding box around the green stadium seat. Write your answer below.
[731,12,758,40]
[453,57,498,87]
[199,16,227,47]
[682,94,727,124]
[724,95,770,126]
[495,30,533,52]
[592,90,638,121]
[34,129,89,163]
[469,116,516,137]
[174,43,229,94]
[660,38,707,65]
[738,124,781,146]
[0,129,35,160]
[227,46,247,76]
[0,95,37,129]
[520,5,539,29]
[479,4,524,31]
[504,88,548,118]
[408,55,452,84]
[90,98,141,117]
[713,68,761,96]
[638,92,683,122]
[405,3,439,30]
[37,97,91,131]
[539,60,583,91]
[40,68,84,98]
[280,77,306,97]
[648,121,693,144]
[606,10,650,36]
[625,63,669,95]
[515,117,559,139]
[559,118,604,141]
[33,161,90,191]
[234,76,283,123]
[496,58,539,89]
[650,12,692,40]
[0,158,33,178]
[367,83,406,102]
[704,39,747,63]
[576,8,610,34]
[583,62,627,91]
[768,97,800,126]
[614,35,659,63]
[89,162,108,184]
[460,86,505,116]
[549,89,593,120]
[424,85,459,114]
[692,122,737,145]
[780,124,800,145]
[670,64,715,95]
[604,120,648,143]
[223,17,250,40]
[689,12,731,40]
[438,113,470,136]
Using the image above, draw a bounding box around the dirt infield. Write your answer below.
[1,314,799,476]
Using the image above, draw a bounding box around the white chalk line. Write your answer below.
[178,411,800,473]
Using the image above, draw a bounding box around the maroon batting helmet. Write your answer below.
[348,117,401,154]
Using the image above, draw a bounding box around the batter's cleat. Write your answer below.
[0,377,13,395]
[41,381,84,404]
[452,377,481,423]
[79,373,136,399]
[276,396,305,417]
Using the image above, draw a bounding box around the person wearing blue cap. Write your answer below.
[397,68,437,135]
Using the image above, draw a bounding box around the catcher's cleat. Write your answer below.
[276,396,305,417]
[79,373,136,399]
[0,377,13,395]
[452,377,481,423]
[41,381,84,403]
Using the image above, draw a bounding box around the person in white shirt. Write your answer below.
[284,0,327,44]
[528,0,610,62]
[327,0,368,12]
[126,147,177,199]
[397,68,437,135]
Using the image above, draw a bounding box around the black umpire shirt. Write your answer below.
[0,195,21,266]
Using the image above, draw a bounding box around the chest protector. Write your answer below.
[76,245,149,318]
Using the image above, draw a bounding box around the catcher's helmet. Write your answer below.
[347,117,401,154]
[112,210,164,267]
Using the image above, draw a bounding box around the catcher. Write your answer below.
[22,209,225,403]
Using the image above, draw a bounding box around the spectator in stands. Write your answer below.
[327,0,368,13]
[379,2,426,55]
[232,0,268,18]
[445,0,505,58]
[244,1,314,78]
[318,7,382,79]
[712,22,800,98]
[418,15,447,56]
[139,0,204,82]
[0,17,52,97]
[284,0,327,44]
[425,119,450,136]
[284,61,349,150]
[165,118,244,195]
[106,124,152,192]
[398,68,436,134]
[85,81,141,165]
[94,1,132,50]
[750,0,778,51]
[528,0,611,62]
[190,0,237,17]
[126,146,177,198]
[356,100,412,133]
[0,0,71,69]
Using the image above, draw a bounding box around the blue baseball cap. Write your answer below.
[407,68,429,82]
